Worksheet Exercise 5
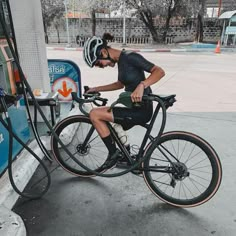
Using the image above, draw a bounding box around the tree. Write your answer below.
[194,0,206,42]
[72,0,113,36]
[220,0,236,13]
[161,0,193,42]
[40,0,64,43]
[126,0,160,43]
[126,0,194,43]
[53,17,65,43]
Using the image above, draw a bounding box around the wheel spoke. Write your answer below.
[185,143,196,163]
[181,182,188,199]
[190,172,211,182]
[188,176,208,190]
[189,166,212,174]
[153,178,171,186]
[158,144,179,162]
[188,157,209,169]
[150,157,170,163]
[185,150,204,164]
[181,180,195,198]
[179,141,187,162]
[88,135,100,145]
[170,140,178,158]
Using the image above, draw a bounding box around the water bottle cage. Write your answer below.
[112,123,129,145]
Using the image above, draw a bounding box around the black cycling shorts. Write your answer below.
[112,102,153,130]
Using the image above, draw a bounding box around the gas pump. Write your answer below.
[0,0,51,199]
[0,0,30,176]
[0,0,81,199]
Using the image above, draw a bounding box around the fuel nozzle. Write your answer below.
[0,87,5,97]
[0,88,17,113]
[0,88,7,113]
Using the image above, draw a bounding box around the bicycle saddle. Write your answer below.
[156,94,176,102]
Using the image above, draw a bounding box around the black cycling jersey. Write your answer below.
[113,50,154,130]
[118,50,154,95]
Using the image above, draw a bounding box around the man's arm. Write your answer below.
[88,81,124,93]
[131,65,165,103]
[140,65,165,89]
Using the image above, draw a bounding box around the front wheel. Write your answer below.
[51,115,109,177]
[143,131,222,207]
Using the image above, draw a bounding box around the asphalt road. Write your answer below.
[13,50,236,236]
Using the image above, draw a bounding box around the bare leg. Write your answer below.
[90,106,121,168]
[89,106,114,138]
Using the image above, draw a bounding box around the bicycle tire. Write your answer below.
[51,115,109,177]
[143,131,222,207]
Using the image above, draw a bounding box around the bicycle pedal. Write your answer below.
[131,169,143,175]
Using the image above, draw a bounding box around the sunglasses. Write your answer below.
[94,60,104,68]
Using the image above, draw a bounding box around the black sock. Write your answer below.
[125,144,130,154]
[102,135,116,154]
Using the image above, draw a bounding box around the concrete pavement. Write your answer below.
[0,205,26,236]
[13,111,236,236]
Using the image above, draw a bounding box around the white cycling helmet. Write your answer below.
[83,36,104,67]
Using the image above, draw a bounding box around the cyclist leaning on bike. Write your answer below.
[83,33,165,169]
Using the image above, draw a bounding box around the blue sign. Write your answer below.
[0,98,30,175]
[48,60,82,101]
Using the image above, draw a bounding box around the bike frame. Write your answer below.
[78,94,178,173]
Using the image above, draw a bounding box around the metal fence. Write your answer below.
[61,35,152,46]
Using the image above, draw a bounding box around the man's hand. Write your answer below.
[86,87,97,94]
[131,83,145,103]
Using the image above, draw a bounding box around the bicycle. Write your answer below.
[51,90,222,208]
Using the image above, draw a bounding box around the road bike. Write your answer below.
[51,91,222,208]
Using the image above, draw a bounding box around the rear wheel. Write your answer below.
[51,115,108,177]
[143,131,222,207]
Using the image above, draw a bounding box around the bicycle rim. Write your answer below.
[143,131,222,207]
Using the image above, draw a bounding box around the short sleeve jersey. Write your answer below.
[118,50,154,95]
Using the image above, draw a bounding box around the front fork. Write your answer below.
[78,125,96,150]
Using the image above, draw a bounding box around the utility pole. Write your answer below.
[64,0,71,47]
[218,0,222,17]
[72,0,77,44]
[122,0,126,46]
[218,0,223,44]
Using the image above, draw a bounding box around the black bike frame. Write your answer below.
[108,96,169,170]
[76,94,178,173]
